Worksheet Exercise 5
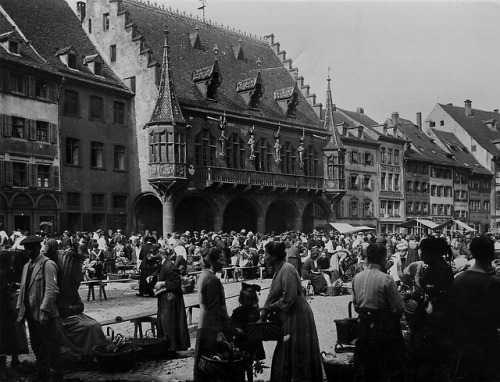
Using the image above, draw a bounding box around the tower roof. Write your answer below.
[323,76,344,150]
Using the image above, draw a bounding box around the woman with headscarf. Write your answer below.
[259,241,323,382]
[154,248,190,353]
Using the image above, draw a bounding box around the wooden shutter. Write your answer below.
[2,115,11,137]
[0,69,9,92]
[49,123,57,144]
[28,119,36,140]
[28,76,36,98]
[5,161,12,186]
[52,166,60,190]
[0,160,4,187]
[361,153,365,165]
[48,82,57,102]
[22,76,28,95]
[370,178,374,190]
[28,163,36,188]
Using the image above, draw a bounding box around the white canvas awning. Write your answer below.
[328,222,359,234]
[453,219,476,232]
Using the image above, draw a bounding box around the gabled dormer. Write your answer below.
[189,26,203,50]
[485,119,498,131]
[83,53,104,76]
[274,84,300,118]
[236,72,264,109]
[55,45,80,70]
[192,60,222,101]
[0,31,22,56]
[232,39,244,60]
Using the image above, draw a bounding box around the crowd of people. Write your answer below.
[2,221,500,381]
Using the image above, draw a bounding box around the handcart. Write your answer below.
[334,301,358,353]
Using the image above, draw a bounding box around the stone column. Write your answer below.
[162,198,174,235]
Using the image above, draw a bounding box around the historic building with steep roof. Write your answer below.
[1,0,134,234]
[83,0,345,234]
[426,101,499,232]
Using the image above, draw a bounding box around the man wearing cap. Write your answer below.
[16,235,60,380]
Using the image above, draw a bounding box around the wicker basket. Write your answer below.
[107,273,129,280]
[247,321,282,341]
[92,344,141,372]
[322,353,354,382]
[129,336,170,359]
[198,355,246,381]
[181,284,194,294]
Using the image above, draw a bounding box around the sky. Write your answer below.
[67,0,500,124]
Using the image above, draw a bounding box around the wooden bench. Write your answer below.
[187,271,202,284]
[81,278,134,301]
[221,266,264,283]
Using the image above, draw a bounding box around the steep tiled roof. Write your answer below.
[323,77,343,150]
[338,108,379,128]
[438,103,500,156]
[332,109,378,142]
[121,0,320,127]
[397,118,458,166]
[0,11,53,73]
[432,129,492,176]
[0,0,131,94]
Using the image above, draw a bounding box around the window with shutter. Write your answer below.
[52,166,60,190]
[28,76,36,98]
[28,119,36,140]
[28,163,37,188]
[49,123,57,144]
[0,69,9,92]
[5,161,12,186]
[0,160,4,187]
[0,114,9,137]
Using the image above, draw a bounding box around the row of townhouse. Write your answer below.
[0,0,498,235]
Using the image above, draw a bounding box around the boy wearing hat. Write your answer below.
[16,235,60,380]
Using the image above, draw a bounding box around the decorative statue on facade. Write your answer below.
[274,126,282,164]
[298,128,305,168]
[208,114,228,159]
[248,125,256,161]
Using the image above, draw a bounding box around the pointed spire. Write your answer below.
[324,74,344,150]
[148,28,185,126]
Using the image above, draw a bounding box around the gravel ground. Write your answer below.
[10,277,353,381]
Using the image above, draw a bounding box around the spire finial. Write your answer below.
[327,66,331,82]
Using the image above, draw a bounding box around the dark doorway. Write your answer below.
[175,196,214,233]
[223,199,258,233]
[302,202,329,233]
[14,215,31,233]
[135,194,162,235]
[265,200,296,234]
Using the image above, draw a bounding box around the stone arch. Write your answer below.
[11,193,34,209]
[133,192,162,235]
[302,200,330,233]
[36,195,59,210]
[175,194,215,233]
[222,197,260,233]
[0,193,8,210]
[265,199,298,234]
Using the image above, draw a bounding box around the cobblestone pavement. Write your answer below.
[9,277,352,381]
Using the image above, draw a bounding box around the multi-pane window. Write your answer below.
[12,162,28,187]
[113,195,127,209]
[110,45,117,62]
[350,200,358,217]
[37,165,51,188]
[91,194,105,209]
[381,148,386,164]
[381,173,386,190]
[194,129,216,166]
[10,73,26,94]
[387,149,393,164]
[67,192,81,209]
[11,117,25,138]
[66,138,80,165]
[380,200,387,215]
[394,150,400,165]
[90,141,104,168]
[364,201,372,217]
[114,145,125,170]
[394,174,400,190]
[255,138,272,172]
[149,130,186,164]
[103,13,110,30]
[350,151,359,164]
[36,121,49,141]
[363,176,371,190]
[226,134,246,169]
[113,101,125,124]
[64,90,79,115]
[35,79,48,99]
[394,201,400,216]
[304,146,319,176]
[484,201,491,211]
[388,173,393,190]
[350,175,358,190]
[280,141,296,174]
[89,96,104,120]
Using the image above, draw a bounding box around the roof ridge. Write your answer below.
[122,0,268,45]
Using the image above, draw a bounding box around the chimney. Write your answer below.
[495,109,499,114]
[357,107,364,114]
[391,112,399,125]
[357,126,364,139]
[77,1,86,23]
[416,112,422,131]
[464,99,472,117]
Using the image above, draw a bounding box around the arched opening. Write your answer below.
[134,194,162,235]
[265,200,296,234]
[302,201,329,233]
[175,196,214,233]
[223,198,258,233]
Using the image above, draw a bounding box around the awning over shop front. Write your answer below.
[315,222,359,234]
[434,219,477,232]
[353,225,377,232]
[397,219,439,229]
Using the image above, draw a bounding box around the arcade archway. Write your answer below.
[134,194,162,235]
[223,198,258,233]
[175,196,214,233]
[302,201,330,233]
[265,200,297,234]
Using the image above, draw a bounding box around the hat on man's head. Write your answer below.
[20,235,43,246]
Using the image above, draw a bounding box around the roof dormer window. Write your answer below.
[0,31,22,56]
[68,53,77,69]
[236,72,264,109]
[8,40,19,54]
[94,61,103,76]
[192,60,222,101]
[274,85,300,118]
[83,53,104,76]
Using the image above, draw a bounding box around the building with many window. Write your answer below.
[84,0,345,234]
[1,0,134,233]
[0,10,61,234]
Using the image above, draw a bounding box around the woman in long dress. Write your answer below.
[154,249,190,352]
[193,247,233,381]
[260,241,323,382]
[301,249,328,295]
